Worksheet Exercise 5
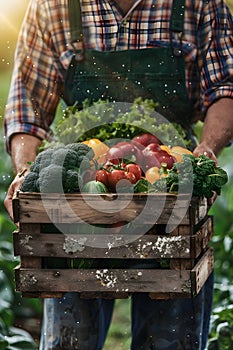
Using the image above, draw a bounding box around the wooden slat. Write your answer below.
[15,267,191,295]
[17,224,42,269]
[190,216,213,258]
[14,249,214,299]
[13,217,213,260]
[15,243,213,299]
[191,247,214,295]
[14,233,191,259]
[13,192,208,227]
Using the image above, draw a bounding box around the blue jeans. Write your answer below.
[39,272,213,350]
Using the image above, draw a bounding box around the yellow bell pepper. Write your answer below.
[82,138,109,164]
[170,146,193,162]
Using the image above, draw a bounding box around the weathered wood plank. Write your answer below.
[13,192,208,227]
[14,249,214,298]
[15,224,42,269]
[191,247,214,295]
[15,267,191,294]
[14,217,213,260]
[14,233,192,259]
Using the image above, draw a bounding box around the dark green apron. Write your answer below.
[64,0,193,132]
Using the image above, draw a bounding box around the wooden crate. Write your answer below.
[12,191,214,299]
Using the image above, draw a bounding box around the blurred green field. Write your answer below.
[0,70,11,122]
[227,0,233,12]
[103,299,131,350]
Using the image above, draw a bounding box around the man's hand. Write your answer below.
[192,97,233,205]
[193,142,218,164]
[4,169,29,221]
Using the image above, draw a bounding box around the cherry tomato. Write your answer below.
[95,169,109,187]
[125,163,142,181]
[125,171,137,184]
[108,170,127,190]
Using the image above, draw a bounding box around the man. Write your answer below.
[4,0,233,349]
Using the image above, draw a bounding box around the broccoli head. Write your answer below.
[21,143,94,193]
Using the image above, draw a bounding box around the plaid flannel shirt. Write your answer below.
[4,0,233,151]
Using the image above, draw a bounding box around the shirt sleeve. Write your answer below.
[198,0,233,115]
[4,0,63,153]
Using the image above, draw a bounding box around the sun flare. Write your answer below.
[0,0,28,34]
[0,0,27,14]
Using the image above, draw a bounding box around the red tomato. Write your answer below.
[108,170,127,190]
[125,171,137,184]
[125,164,142,181]
[95,169,109,188]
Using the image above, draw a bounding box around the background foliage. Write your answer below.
[1,1,233,349]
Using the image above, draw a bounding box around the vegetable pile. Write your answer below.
[21,132,228,199]
[20,99,228,198]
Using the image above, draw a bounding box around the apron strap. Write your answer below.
[170,0,185,56]
[170,0,185,33]
[68,0,83,43]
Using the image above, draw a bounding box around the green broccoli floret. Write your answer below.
[37,164,67,193]
[30,148,56,173]
[65,142,95,160]
[50,143,94,170]
[29,161,40,174]
[64,169,81,192]
[20,172,39,192]
[51,148,80,170]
